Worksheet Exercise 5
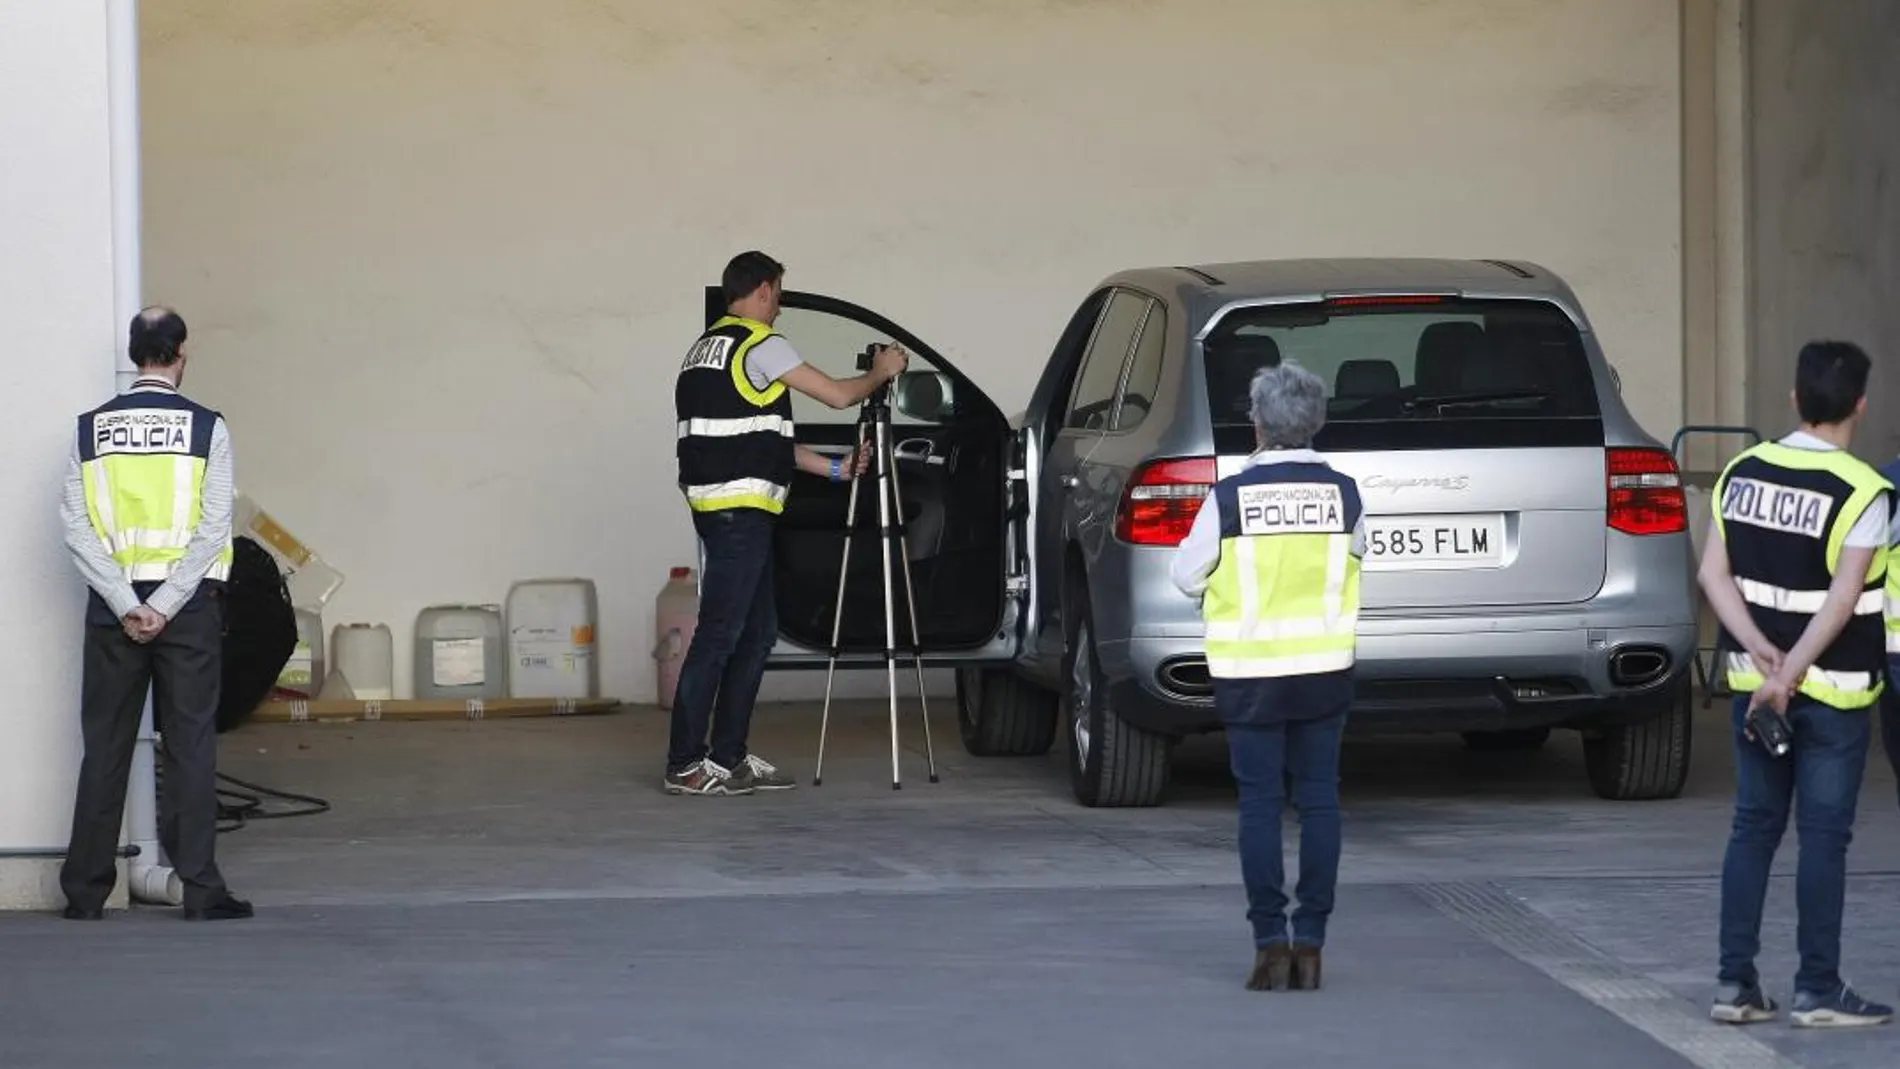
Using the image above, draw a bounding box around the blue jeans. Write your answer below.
[1223,700,1348,948]
[666,508,778,774]
[1718,694,1871,996]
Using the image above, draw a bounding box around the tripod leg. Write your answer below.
[873,419,904,790]
[814,421,871,788]
[883,444,939,784]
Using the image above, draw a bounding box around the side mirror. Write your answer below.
[894,371,955,422]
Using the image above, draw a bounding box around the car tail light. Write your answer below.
[1116,457,1217,546]
[1325,294,1448,307]
[1607,447,1687,535]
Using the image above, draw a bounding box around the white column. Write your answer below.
[0,1,122,909]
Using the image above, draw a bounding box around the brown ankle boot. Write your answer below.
[1292,946,1323,990]
[1246,944,1294,991]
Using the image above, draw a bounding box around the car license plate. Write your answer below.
[1362,514,1505,570]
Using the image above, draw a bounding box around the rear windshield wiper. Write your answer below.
[1401,389,1549,412]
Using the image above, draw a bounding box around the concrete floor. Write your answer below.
[3,692,1899,1068]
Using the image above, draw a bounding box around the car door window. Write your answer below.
[1113,300,1166,432]
[1065,290,1147,431]
[767,306,952,427]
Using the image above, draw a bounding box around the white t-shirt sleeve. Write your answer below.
[744,336,805,393]
[1844,490,1890,549]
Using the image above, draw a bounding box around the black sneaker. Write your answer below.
[184,895,254,921]
[1711,982,1778,1024]
[663,759,753,796]
[1791,983,1893,1028]
[735,754,797,791]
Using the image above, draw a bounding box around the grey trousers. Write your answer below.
[60,587,230,912]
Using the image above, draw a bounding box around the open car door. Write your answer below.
[700,287,1027,668]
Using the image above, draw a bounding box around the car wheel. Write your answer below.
[1583,680,1693,800]
[1063,580,1171,807]
[956,666,1058,757]
[1461,727,1551,751]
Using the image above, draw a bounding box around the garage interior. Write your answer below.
[5,2,1900,1063]
[129,0,1895,778]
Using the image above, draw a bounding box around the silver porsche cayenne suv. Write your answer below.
[951,257,1699,807]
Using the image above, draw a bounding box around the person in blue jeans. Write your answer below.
[1698,340,1893,1028]
[665,251,907,796]
[1172,358,1364,992]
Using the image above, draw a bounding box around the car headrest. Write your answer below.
[1414,322,1486,394]
[1335,359,1400,398]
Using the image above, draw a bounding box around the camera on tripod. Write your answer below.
[811,338,939,791]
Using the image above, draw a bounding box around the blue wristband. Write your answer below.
[830,456,842,481]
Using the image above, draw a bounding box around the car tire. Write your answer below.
[956,666,1059,757]
[1461,728,1551,751]
[1583,681,1693,801]
[1063,580,1171,807]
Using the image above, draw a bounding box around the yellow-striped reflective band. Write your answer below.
[1735,577,1883,616]
[1723,652,1883,710]
[677,415,794,439]
[683,477,789,514]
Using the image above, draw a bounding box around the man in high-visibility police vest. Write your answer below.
[1171,359,1364,994]
[1700,341,1891,1028]
[57,307,252,921]
[665,251,908,796]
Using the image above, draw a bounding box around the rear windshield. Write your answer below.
[1202,297,1604,452]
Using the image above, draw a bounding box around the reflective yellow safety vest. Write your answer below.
[674,315,797,515]
[78,381,233,584]
[1201,460,1364,679]
[1712,440,1890,709]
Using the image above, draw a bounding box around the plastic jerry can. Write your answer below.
[506,578,600,700]
[413,604,507,701]
[331,622,394,700]
[653,567,698,709]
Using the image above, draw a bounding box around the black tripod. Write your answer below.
[812,373,939,790]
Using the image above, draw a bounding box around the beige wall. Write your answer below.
[1747,0,1900,464]
[141,0,1686,703]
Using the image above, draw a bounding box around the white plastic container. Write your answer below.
[507,578,599,700]
[414,604,507,701]
[331,622,394,701]
[275,608,325,696]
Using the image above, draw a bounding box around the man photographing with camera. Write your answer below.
[1699,340,1892,1028]
[666,251,908,796]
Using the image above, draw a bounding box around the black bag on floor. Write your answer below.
[216,534,299,733]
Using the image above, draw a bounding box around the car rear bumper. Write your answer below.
[1103,614,1699,736]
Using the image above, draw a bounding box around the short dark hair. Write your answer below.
[1794,340,1872,425]
[129,306,188,367]
[721,251,784,307]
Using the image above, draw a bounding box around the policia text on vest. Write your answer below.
[55,307,252,922]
